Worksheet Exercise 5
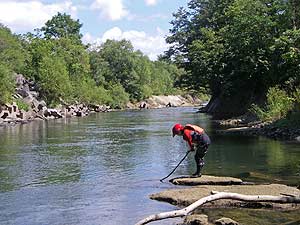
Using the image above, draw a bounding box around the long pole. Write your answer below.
[160,150,191,182]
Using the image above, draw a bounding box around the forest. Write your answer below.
[164,0,300,123]
[0,13,184,109]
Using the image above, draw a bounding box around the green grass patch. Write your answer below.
[15,99,30,111]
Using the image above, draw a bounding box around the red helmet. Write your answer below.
[172,123,184,137]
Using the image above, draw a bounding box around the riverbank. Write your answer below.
[0,95,199,126]
[0,75,203,127]
[145,175,300,225]
[212,116,300,143]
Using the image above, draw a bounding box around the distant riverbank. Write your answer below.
[214,118,300,143]
[0,94,202,127]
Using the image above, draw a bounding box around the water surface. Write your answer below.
[0,107,299,225]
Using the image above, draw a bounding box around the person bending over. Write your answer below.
[172,123,211,177]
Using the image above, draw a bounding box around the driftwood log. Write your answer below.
[135,191,300,225]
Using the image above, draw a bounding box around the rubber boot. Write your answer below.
[192,165,202,177]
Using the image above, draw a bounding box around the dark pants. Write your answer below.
[194,144,208,167]
[193,133,210,170]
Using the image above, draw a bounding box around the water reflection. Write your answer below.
[0,107,299,225]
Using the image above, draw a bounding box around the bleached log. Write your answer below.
[135,191,300,225]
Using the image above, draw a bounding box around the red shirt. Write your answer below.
[182,124,204,149]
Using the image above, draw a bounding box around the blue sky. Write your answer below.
[0,0,189,60]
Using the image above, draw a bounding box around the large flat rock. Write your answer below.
[170,175,244,186]
[150,184,300,210]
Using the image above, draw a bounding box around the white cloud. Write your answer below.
[0,0,77,32]
[82,27,170,61]
[91,0,128,21]
[145,0,158,6]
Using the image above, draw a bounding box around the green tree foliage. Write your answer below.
[0,63,14,104]
[0,24,26,104]
[0,24,26,73]
[166,0,300,118]
[89,39,180,102]
[55,37,90,78]
[99,40,136,91]
[72,77,112,105]
[251,86,294,121]
[41,12,83,43]
[1,13,183,109]
[37,55,72,105]
[107,83,130,108]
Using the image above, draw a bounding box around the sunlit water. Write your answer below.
[0,107,299,225]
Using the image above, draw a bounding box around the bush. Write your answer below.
[107,83,129,108]
[15,99,30,111]
[251,86,294,121]
[73,78,112,105]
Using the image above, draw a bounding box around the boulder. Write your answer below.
[17,89,30,98]
[183,214,209,225]
[147,95,185,108]
[170,175,243,186]
[215,217,239,225]
[45,109,63,118]
[3,103,18,119]
[0,110,10,119]
[37,101,47,110]
[15,74,26,86]
[139,101,148,109]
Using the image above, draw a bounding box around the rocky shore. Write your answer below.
[147,175,300,225]
[0,74,111,126]
[0,74,202,127]
[213,118,300,143]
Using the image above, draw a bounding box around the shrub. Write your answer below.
[73,78,112,105]
[107,83,129,108]
[15,99,30,111]
[251,86,294,121]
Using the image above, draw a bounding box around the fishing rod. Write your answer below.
[160,150,191,182]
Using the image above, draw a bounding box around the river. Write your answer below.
[0,107,299,225]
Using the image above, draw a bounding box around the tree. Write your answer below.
[41,12,83,43]
[90,39,183,102]
[166,0,297,118]
[55,37,90,78]
[37,55,72,105]
[0,63,14,104]
[0,24,26,73]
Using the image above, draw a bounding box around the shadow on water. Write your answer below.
[0,107,299,224]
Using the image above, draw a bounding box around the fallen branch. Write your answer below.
[135,191,300,225]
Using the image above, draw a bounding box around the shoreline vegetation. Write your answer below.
[1,73,299,144]
[0,73,203,127]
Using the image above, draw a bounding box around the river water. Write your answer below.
[0,107,299,225]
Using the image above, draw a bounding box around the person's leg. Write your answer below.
[193,145,208,177]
